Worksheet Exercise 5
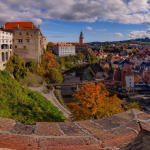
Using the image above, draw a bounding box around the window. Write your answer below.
[13,32,15,35]
[18,39,22,43]
[26,32,29,35]
[26,39,29,43]
[19,32,22,35]
[130,82,131,84]
[24,46,26,49]
[15,45,17,48]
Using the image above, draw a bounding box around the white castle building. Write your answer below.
[0,29,13,70]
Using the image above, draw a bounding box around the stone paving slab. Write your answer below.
[58,122,87,136]
[35,122,63,136]
[0,118,16,131]
[93,119,120,130]
[76,120,104,134]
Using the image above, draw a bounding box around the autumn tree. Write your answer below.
[68,82,123,121]
[37,51,62,83]
[47,42,54,50]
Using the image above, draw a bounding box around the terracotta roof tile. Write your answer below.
[4,22,38,30]
[134,75,141,84]
[125,68,134,76]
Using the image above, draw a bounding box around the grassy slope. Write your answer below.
[19,73,45,87]
[0,70,64,124]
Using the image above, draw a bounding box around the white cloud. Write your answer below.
[85,27,92,30]
[0,0,150,25]
[115,33,123,37]
[127,28,150,38]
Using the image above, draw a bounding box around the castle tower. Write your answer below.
[79,31,84,43]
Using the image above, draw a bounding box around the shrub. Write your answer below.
[47,85,53,90]
[43,88,49,94]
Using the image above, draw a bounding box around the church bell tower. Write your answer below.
[79,31,84,43]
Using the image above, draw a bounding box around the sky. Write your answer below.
[1,0,150,43]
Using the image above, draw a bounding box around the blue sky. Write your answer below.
[1,0,150,43]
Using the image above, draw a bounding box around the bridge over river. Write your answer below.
[49,79,103,86]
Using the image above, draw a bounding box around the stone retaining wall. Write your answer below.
[0,109,150,150]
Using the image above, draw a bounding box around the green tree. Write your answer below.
[49,68,63,83]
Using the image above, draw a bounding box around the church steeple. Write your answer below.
[79,31,84,43]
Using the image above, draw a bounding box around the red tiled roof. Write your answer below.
[125,68,134,76]
[42,35,46,38]
[134,75,141,84]
[73,43,87,46]
[4,22,38,30]
[55,43,75,47]
[121,64,130,71]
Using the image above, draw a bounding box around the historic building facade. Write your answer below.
[2,22,46,63]
[54,43,75,57]
[0,29,13,70]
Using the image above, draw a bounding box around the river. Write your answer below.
[60,65,89,104]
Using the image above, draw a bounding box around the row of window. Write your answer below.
[0,31,12,35]
[0,40,12,43]
[14,32,36,36]
[14,45,26,49]
[13,39,29,43]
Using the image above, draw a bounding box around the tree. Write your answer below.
[47,42,54,50]
[49,68,63,83]
[68,82,123,121]
[89,54,98,64]
[77,52,85,62]
[41,51,60,74]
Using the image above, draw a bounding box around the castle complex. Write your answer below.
[0,22,46,65]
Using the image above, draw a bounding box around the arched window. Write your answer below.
[6,52,8,61]
[2,52,5,62]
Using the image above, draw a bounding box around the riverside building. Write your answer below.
[54,43,75,57]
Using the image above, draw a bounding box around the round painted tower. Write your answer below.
[79,31,84,43]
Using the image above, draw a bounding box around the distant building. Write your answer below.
[79,31,84,43]
[73,43,88,52]
[2,22,46,63]
[54,43,75,57]
[0,29,13,70]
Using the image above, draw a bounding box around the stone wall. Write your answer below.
[0,109,150,149]
[12,29,42,63]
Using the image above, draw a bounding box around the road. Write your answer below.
[29,85,71,119]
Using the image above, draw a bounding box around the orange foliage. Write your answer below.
[42,51,60,70]
[37,51,60,76]
[68,82,123,121]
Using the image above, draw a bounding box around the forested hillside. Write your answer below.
[0,70,64,124]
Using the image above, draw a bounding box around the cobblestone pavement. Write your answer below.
[29,85,71,119]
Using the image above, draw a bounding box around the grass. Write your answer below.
[19,73,45,87]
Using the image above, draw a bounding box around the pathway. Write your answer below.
[29,85,71,119]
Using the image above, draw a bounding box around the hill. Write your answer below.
[87,37,150,45]
[0,70,64,124]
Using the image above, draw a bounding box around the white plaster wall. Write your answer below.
[125,76,134,90]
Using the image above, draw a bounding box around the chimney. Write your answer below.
[38,25,40,29]
[32,23,33,29]
[17,23,19,29]
[3,24,5,29]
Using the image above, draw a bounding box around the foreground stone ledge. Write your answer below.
[38,137,102,150]
[0,109,150,149]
